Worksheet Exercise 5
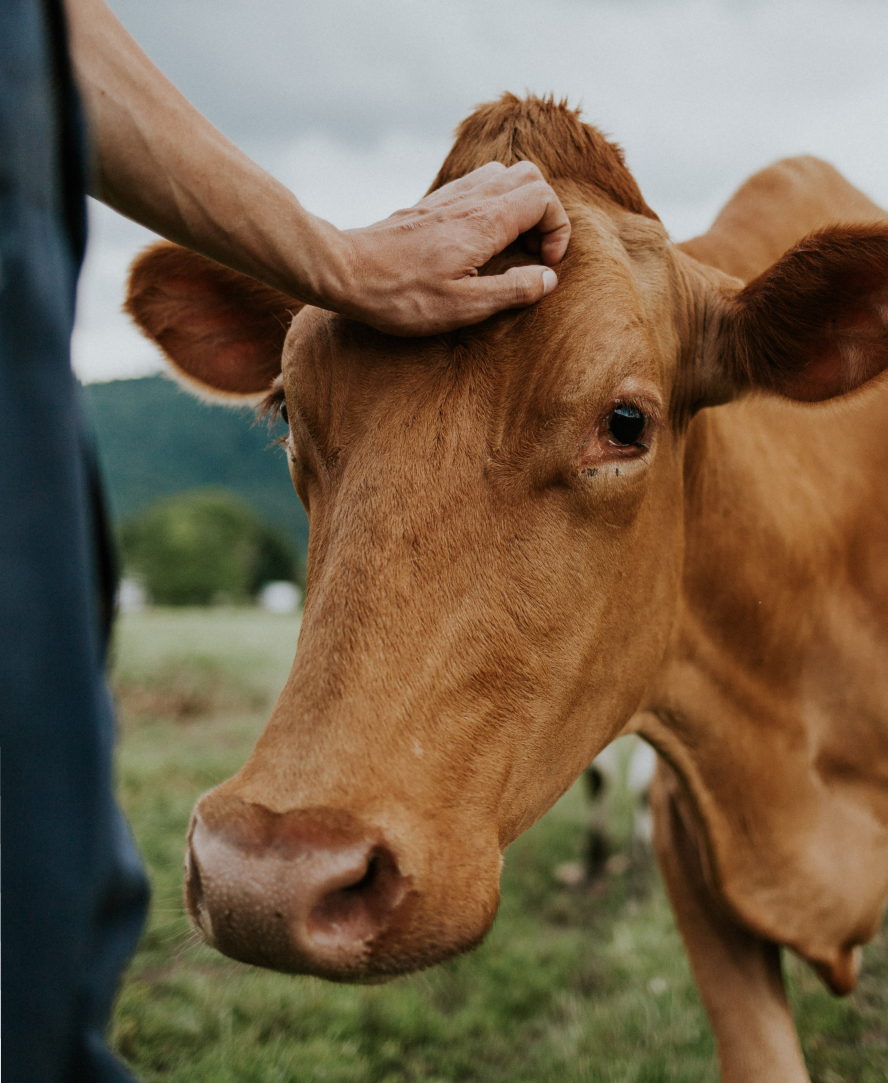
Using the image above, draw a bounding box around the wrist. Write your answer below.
[296,216,358,316]
[312,223,413,331]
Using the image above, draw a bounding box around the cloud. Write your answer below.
[75,0,888,381]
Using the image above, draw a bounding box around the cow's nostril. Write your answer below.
[307,845,407,947]
[184,843,212,939]
[184,844,202,911]
[344,853,380,893]
[186,802,413,972]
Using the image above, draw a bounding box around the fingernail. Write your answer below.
[541,268,558,296]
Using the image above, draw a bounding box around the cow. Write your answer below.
[125,95,888,1083]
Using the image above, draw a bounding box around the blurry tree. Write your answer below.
[84,375,308,555]
[121,488,302,605]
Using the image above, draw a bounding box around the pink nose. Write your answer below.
[185,798,409,977]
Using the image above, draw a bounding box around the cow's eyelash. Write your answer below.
[259,385,290,447]
[260,385,286,424]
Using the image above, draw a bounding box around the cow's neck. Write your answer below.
[680,390,888,692]
[633,383,888,987]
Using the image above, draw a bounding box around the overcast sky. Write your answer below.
[73,0,888,383]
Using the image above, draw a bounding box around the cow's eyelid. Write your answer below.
[612,394,660,419]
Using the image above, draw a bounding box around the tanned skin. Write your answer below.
[62,0,571,335]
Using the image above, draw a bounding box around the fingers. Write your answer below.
[339,159,571,335]
[424,161,507,201]
[438,160,543,202]
[355,262,559,337]
[490,180,572,266]
[442,265,559,330]
[422,163,571,266]
[435,163,571,265]
[429,161,550,211]
[484,264,559,308]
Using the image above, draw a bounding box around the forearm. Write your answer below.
[63,0,346,306]
[63,0,570,335]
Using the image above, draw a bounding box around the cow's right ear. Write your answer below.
[125,242,302,401]
[705,226,888,405]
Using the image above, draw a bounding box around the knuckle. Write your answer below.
[510,160,543,182]
[512,275,537,306]
[529,178,554,201]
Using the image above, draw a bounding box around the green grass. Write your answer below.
[110,609,888,1082]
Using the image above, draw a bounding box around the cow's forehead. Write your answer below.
[282,204,680,434]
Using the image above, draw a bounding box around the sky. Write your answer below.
[73,0,888,383]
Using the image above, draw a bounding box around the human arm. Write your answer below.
[62,0,571,335]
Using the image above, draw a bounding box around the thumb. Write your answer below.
[500,264,559,309]
[463,265,559,321]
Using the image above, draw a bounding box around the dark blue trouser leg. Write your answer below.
[1,2,149,1079]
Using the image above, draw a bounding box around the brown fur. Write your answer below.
[678,155,887,281]
[430,93,658,221]
[126,242,299,399]
[724,225,888,400]
[126,99,888,1083]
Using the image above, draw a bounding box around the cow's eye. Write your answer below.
[279,400,289,425]
[607,404,646,446]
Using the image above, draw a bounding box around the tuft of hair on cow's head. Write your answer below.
[713,224,888,403]
[125,242,301,402]
[429,92,659,222]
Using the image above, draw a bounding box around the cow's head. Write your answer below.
[127,95,888,982]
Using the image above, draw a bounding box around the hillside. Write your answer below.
[82,375,309,553]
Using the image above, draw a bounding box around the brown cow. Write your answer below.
[126,95,888,1083]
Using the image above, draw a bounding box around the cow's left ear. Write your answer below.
[714,226,888,402]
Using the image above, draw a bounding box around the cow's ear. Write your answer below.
[714,226,888,402]
[125,242,302,401]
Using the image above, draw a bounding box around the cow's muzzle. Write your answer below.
[185,795,412,980]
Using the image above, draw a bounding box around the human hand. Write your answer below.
[67,0,570,340]
[331,161,571,335]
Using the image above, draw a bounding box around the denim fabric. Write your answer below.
[0,2,149,1080]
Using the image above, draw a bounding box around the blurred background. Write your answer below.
[81,0,888,606]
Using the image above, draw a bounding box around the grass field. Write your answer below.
[110,609,888,1082]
